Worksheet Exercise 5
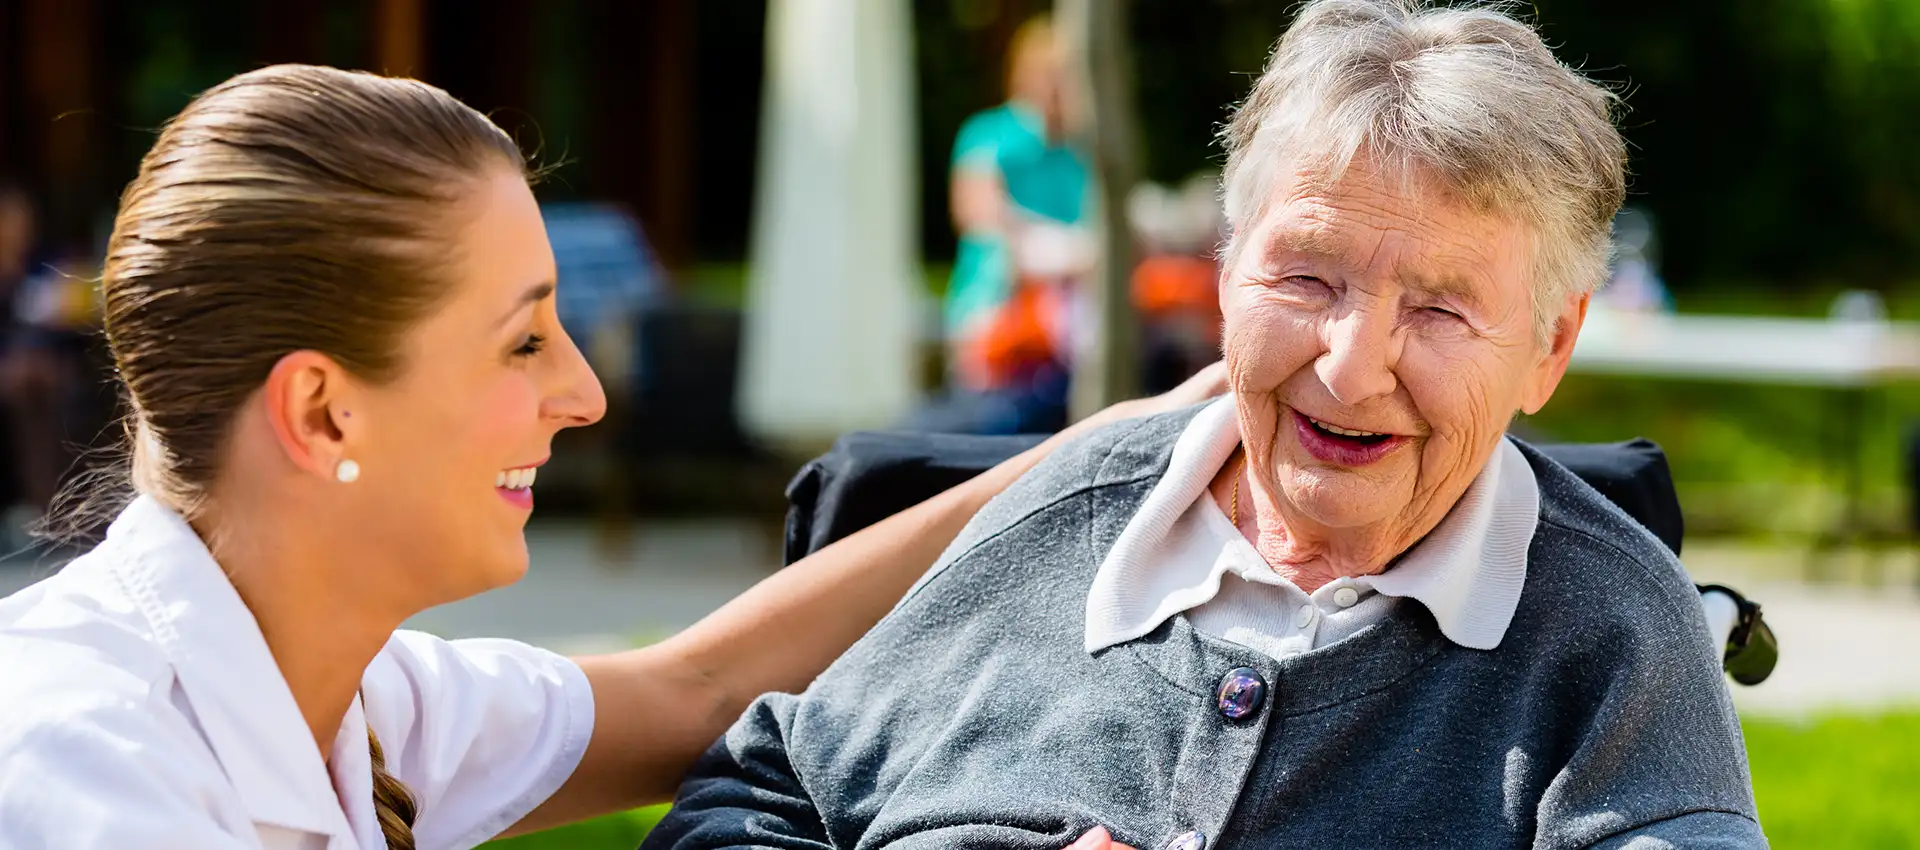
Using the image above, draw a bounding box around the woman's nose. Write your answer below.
[543,330,608,428]
[1314,308,1398,405]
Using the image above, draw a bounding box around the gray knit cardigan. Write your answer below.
[644,407,1765,850]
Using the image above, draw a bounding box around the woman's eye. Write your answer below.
[512,333,547,358]
[1276,275,1330,294]
[1424,306,1462,321]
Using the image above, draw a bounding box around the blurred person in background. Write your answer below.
[0,179,102,548]
[915,14,1094,435]
[544,201,666,396]
[543,201,667,562]
[1130,170,1227,394]
[1595,205,1673,313]
[0,179,35,542]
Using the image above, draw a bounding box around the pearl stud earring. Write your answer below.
[336,459,361,483]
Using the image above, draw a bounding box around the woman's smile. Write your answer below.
[495,460,544,510]
[1288,407,1409,467]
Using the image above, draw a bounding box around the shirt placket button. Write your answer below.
[1214,667,1267,722]
[1294,603,1316,629]
[1162,830,1206,850]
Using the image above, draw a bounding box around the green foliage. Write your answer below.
[909,0,1920,287]
[1524,374,1919,537]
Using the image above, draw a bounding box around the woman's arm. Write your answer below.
[953,169,1008,236]
[514,365,1226,831]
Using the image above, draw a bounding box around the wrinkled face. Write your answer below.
[1221,162,1580,540]
[348,167,605,600]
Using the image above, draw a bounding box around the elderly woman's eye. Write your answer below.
[1424,306,1462,320]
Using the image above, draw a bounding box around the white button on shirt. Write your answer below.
[1085,396,1540,661]
[1293,604,1316,629]
[0,496,596,850]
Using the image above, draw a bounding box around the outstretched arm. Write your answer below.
[515,365,1227,831]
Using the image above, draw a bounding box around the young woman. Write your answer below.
[0,66,1201,849]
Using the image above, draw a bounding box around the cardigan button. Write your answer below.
[1215,667,1266,722]
[1162,830,1206,850]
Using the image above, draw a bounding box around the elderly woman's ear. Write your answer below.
[1521,291,1592,415]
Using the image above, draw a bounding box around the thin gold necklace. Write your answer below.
[1229,449,1248,528]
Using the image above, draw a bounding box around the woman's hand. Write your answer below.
[1057,361,1229,443]
[1068,826,1138,850]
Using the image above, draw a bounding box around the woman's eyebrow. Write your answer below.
[1261,225,1349,269]
[494,280,555,328]
[1405,273,1488,313]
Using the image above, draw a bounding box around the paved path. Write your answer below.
[5,526,1916,718]
[404,520,781,654]
[1684,544,1920,717]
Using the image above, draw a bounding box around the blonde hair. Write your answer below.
[1004,14,1059,98]
[368,728,419,850]
[1220,0,1626,341]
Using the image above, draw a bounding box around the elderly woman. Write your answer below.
[644,2,1762,848]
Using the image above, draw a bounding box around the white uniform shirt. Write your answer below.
[0,496,596,850]
[1086,396,1539,658]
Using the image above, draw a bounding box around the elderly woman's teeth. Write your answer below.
[496,467,538,489]
[1309,417,1386,438]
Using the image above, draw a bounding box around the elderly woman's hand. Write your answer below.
[1068,826,1138,850]
[1061,361,1228,441]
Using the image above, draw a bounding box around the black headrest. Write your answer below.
[783,432,1683,565]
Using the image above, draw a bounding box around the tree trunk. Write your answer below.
[1060,0,1140,421]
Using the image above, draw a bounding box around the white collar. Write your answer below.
[103,495,359,842]
[1085,397,1538,653]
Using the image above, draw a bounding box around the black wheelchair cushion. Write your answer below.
[783,432,1684,565]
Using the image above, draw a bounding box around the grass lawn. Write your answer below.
[484,710,1919,849]
[1745,711,1920,849]
[481,805,667,850]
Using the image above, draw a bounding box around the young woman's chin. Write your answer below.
[482,534,533,590]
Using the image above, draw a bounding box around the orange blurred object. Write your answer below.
[1132,254,1217,317]
[955,254,1221,390]
[957,279,1062,390]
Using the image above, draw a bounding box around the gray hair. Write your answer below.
[1220,0,1627,341]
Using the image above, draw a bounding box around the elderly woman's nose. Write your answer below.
[1314,310,1399,405]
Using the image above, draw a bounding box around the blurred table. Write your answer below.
[1570,307,1920,554]
[1572,308,1920,386]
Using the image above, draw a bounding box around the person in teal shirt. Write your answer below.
[928,15,1091,433]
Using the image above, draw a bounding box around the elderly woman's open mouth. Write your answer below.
[1291,408,1408,466]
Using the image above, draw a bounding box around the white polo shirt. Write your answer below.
[1086,397,1539,659]
[0,496,595,850]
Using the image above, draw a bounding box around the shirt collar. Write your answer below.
[1085,397,1538,653]
[103,495,356,842]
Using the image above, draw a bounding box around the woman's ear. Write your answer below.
[1521,292,1590,415]
[260,350,359,480]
